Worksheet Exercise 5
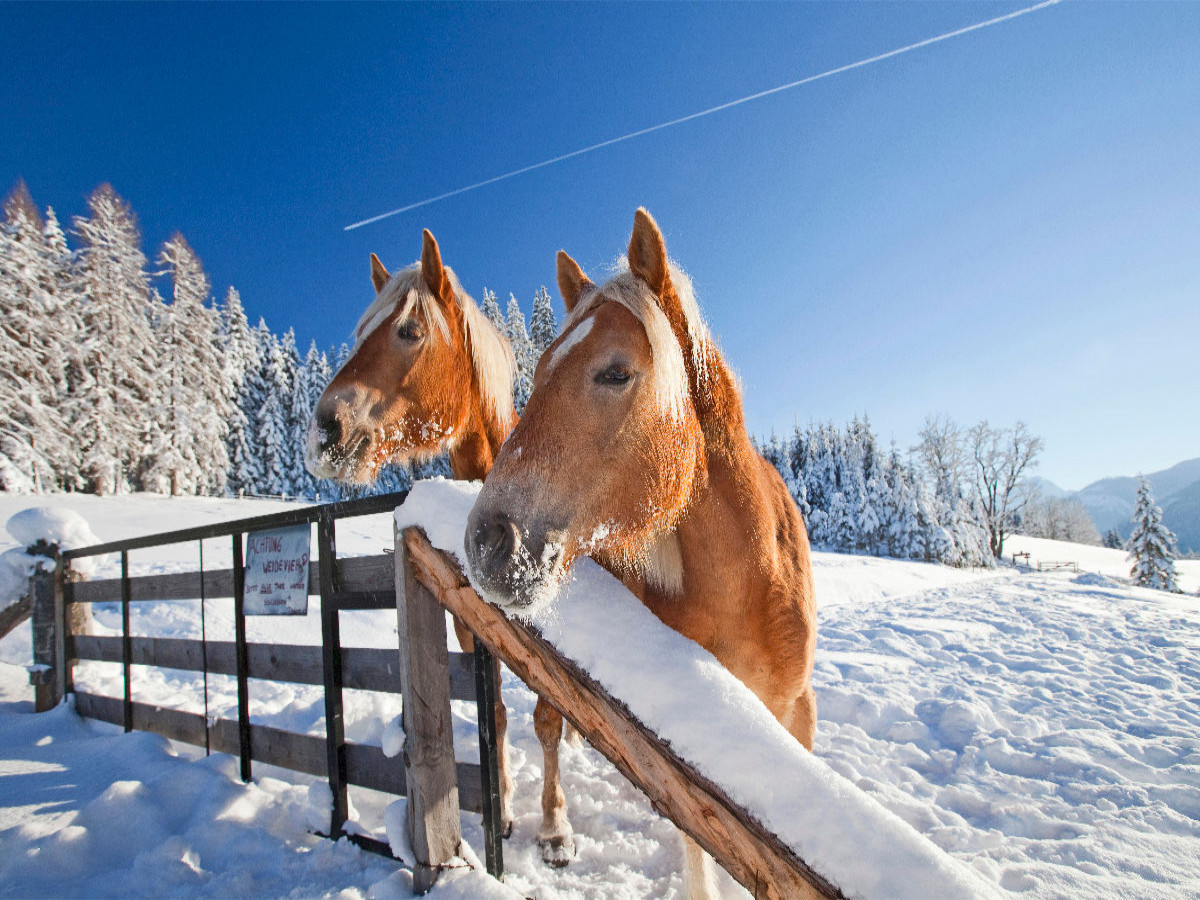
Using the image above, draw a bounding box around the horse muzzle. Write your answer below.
[304,410,374,482]
[464,508,569,616]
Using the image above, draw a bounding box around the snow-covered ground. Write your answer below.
[1005,533,1200,594]
[1,490,1199,898]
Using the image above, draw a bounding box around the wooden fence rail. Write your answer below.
[401,526,845,900]
[69,633,479,699]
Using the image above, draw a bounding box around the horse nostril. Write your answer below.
[475,514,520,576]
[316,412,342,451]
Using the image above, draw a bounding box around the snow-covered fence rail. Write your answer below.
[30,493,507,892]
[400,524,847,900]
[0,592,31,641]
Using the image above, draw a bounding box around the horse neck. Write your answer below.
[638,352,775,617]
[447,400,516,482]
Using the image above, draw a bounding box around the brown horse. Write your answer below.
[306,231,515,485]
[465,209,817,897]
[305,230,521,834]
[305,231,581,866]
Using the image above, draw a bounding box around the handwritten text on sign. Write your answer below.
[244,524,311,616]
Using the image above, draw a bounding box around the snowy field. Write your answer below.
[1,490,1199,898]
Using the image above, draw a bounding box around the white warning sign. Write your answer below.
[243,524,311,616]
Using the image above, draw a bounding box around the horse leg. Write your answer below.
[785,685,817,751]
[452,615,514,837]
[534,697,575,866]
[681,833,720,900]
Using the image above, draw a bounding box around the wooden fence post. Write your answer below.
[29,541,60,712]
[394,523,462,895]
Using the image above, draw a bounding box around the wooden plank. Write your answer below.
[73,691,483,812]
[396,524,462,894]
[338,554,394,594]
[343,745,484,813]
[402,527,844,900]
[344,646,477,701]
[72,554,393,606]
[70,635,476,700]
[74,569,233,605]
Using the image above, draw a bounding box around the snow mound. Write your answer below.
[7,506,101,551]
[1072,571,1124,589]
[5,507,104,584]
[396,479,1001,899]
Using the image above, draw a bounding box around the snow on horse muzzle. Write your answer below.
[465,505,569,616]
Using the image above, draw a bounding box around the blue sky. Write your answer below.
[4,2,1198,491]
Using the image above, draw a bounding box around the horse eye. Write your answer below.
[595,365,631,386]
[396,321,422,342]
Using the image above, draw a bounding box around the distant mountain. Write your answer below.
[1164,479,1200,558]
[1027,477,1069,500]
[1071,457,1200,554]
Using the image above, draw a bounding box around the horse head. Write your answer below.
[466,209,716,615]
[306,230,514,484]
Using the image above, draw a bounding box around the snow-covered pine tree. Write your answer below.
[254,326,293,497]
[847,417,880,553]
[278,329,305,495]
[1127,477,1180,592]
[219,287,259,497]
[480,288,506,337]
[0,182,72,491]
[41,205,86,488]
[757,418,994,566]
[505,293,535,414]
[292,341,331,499]
[1103,528,1123,550]
[530,285,558,356]
[149,234,229,495]
[256,390,288,498]
[881,446,925,559]
[72,185,159,494]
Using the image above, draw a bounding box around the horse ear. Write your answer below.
[556,250,594,314]
[370,253,390,293]
[628,208,669,295]
[420,229,453,302]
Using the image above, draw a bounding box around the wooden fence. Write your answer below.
[24,498,846,898]
[27,493,505,893]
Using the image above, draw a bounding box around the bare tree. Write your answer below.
[1020,497,1101,545]
[912,414,967,504]
[969,421,1044,558]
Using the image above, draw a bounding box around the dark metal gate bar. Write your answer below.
[232,530,252,783]
[473,640,505,881]
[120,550,132,733]
[317,513,349,838]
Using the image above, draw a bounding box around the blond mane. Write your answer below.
[352,263,516,424]
[559,259,712,423]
